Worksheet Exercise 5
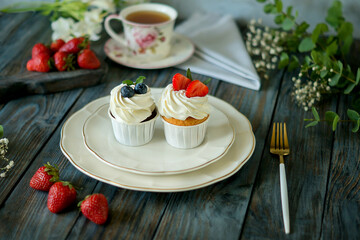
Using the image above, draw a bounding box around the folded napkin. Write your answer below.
[175,13,261,91]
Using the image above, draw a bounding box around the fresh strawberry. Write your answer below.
[29,162,59,191]
[47,181,77,213]
[79,193,108,225]
[77,49,100,69]
[172,73,191,91]
[32,43,51,58]
[26,52,51,72]
[54,51,75,71]
[59,37,89,54]
[185,80,209,98]
[50,39,65,52]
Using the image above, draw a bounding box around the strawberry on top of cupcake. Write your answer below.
[158,69,211,126]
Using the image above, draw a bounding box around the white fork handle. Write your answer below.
[280,163,290,234]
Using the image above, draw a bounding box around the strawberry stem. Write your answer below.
[186,68,193,81]
[203,78,211,85]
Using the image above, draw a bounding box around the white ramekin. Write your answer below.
[108,108,158,147]
[161,117,209,149]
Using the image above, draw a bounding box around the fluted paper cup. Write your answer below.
[162,117,209,149]
[108,108,158,146]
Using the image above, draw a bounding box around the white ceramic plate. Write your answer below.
[60,88,256,192]
[104,33,194,69]
[82,104,235,175]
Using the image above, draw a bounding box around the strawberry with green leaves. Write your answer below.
[54,51,75,71]
[50,39,65,52]
[26,52,52,72]
[59,37,89,54]
[29,162,59,191]
[77,49,100,69]
[172,68,210,97]
[47,181,77,213]
[172,73,191,91]
[79,193,108,225]
[32,43,51,58]
[185,79,210,97]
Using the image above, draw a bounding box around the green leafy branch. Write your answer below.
[305,107,360,132]
[0,125,3,138]
[256,0,360,132]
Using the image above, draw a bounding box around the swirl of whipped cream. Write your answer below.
[158,84,210,120]
[110,84,156,124]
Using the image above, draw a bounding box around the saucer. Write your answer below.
[82,103,235,175]
[60,88,256,192]
[104,33,194,69]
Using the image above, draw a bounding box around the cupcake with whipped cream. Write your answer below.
[108,76,158,146]
[158,69,211,149]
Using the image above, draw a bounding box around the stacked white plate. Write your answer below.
[60,88,255,192]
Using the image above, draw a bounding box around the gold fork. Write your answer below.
[270,122,290,234]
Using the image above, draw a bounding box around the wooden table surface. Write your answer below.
[0,13,359,240]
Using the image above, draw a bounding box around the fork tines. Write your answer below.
[270,122,289,151]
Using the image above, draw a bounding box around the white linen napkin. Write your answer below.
[175,13,261,91]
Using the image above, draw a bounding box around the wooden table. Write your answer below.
[0,12,359,240]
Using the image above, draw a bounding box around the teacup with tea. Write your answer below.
[104,3,178,60]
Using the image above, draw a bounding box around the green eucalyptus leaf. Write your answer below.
[305,121,319,128]
[311,50,322,65]
[312,107,320,121]
[356,68,360,84]
[256,0,267,2]
[325,111,338,125]
[332,115,340,131]
[286,6,293,15]
[0,125,3,138]
[264,3,275,14]
[312,23,328,43]
[275,0,283,12]
[337,60,343,74]
[278,52,289,69]
[282,17,295,31]
[288,55,300,71]
[122,80,133,86]
[347,109,360,120]
[325,111,337,123]
[274,15,284,25]
[299,37,316,52]
[338,21,353,55]
[344,83,356,94]
[325,0,343,28]
[352,119,360,133]
[295,22,310,35]
[320,70,328,78]
[305,56,312,65]
[329,73,341,86]
[135,76,146,84]
[326,41,338,57]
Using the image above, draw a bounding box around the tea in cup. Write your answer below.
[104,3,178,60]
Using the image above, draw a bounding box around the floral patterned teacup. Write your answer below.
[104,3,177,61]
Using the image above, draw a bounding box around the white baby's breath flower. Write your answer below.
[0,172,5,178]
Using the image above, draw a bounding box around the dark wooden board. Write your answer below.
[0,12,108,103]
